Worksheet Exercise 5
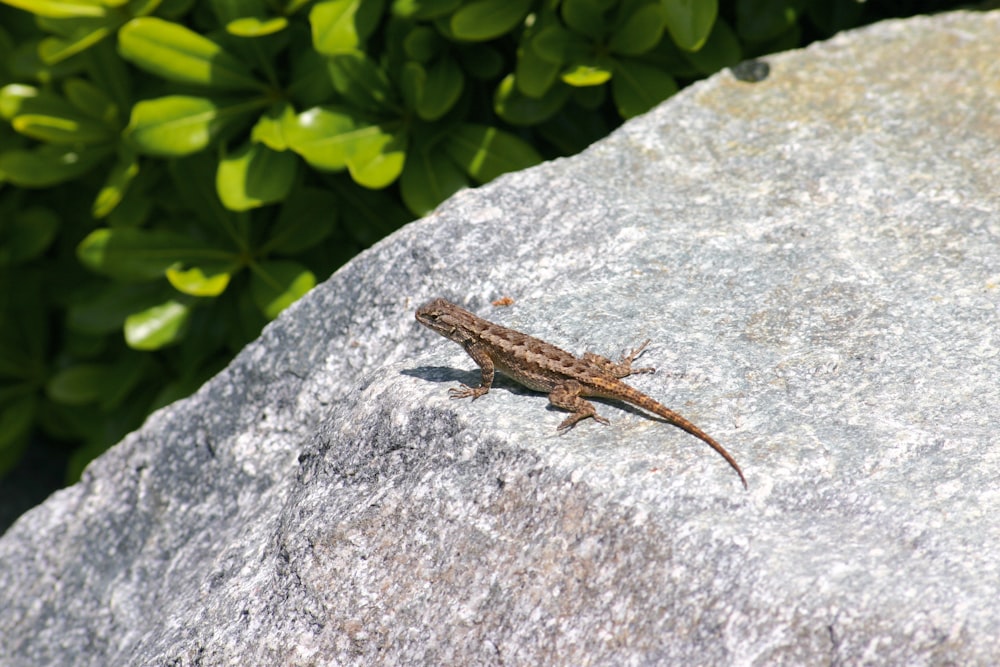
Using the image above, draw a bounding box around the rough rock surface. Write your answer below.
[2,10,999,666]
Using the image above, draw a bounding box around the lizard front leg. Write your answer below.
[549,380,610,431]
[449,340,494,399]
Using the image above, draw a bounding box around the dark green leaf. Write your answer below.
[611,60,678,118]
[249,260,315,319]
[77,227,217,281]
[444,123,540,183]
[264,188,338,254]
[449,0,533,41]
[399,145,467,216]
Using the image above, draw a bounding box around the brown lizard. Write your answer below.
[415,298,747,488]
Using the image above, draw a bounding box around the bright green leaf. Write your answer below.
[450,0,533,41]
[251,102,296,151]
[310,0,385,55]
[126,95,259,157]
[610,2,666,55]
[217,141,298,211]
[37,20,114,63]
[227,16,288,36]
[118,17,263,90]
[611,60,678,119]
[166,264,232,296]
[285,105,361,170]
[561,59,614,87]
[444,123,540,183]
[0,0,106,18]
[662,0,717,51]
[124,299,191,350]
[346,126,406,189]
[249,260,315,319]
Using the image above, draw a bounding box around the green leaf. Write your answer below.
[561,0,607,40]
[391,0,461,20]
[611,60,678,119]
[326,51,395,112]
[531,25,589,65]
[263,188,338,254]
[401,57,464,121]
[610,2,666,56]
[67,282,168,334]
[37,18,115,63]
[124,299,192,350]
[46,364,112,405]
[226,16,289,37]
[249,260,315,319]
[450,0,533,41]
[92,150,140,218]
[165,264,232,296]
[250,102,295,151]
[0,206,60,266]
[345,125,406,189]
[736,0,797,43]
[515,34,561,98]
[217,140,298,211]
[494,73,570,126]
[0,144,110,187]
[285,105,362,170]
[77,227,210,281]
[661,0,717,51]
[126,95,259,157]
[310,0,385,55]
[444,123,540,183]
[118,17,263,90]
[681,17,741,75]
[561,58,614,87]
[0,397,35,463]
[402,25,442,62]
[399,146,467,216]
[12,112,112,144]
[0,0,106,18]
[64,77,118,124]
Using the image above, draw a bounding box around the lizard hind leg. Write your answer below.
[549,380,610,432]
[583,339,655,378]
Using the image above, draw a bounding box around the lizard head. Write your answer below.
[415,298,470,338]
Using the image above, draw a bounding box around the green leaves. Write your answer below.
[118,18,264,91]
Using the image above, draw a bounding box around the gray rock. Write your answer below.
[3,10,1000,666]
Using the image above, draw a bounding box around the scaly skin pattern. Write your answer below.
[415,298,747,489]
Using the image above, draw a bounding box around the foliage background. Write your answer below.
[0,0,973,528]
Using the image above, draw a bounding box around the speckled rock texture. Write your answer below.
[2,10,999,666]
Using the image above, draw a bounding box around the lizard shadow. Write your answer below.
[403,366,663,423]
[402,366,534,395]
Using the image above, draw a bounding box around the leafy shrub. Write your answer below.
[0,0,971,485]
